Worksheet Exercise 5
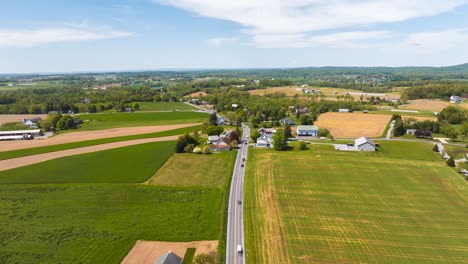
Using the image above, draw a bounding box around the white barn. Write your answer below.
[296,125,318,137]
[355,136,376,151]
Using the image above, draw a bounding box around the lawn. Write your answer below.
[137,102,197,111]
[0,125,200,161]
[147,152,236,188]
[0,140,234,263]
[245,142,468,264]
[76,111,207,130]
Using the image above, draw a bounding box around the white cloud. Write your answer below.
[402,29,468,51]
[208,37,238,47]
[155,0,467,47]
[0,27,134,47]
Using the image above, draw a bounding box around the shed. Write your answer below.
[296,125,318,137]
[208,135,220,144]
[355,137,376,151]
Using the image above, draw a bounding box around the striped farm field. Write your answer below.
[244,143,468,264]
[315,112,391,138]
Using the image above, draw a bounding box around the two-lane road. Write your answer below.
[226,125,250,264]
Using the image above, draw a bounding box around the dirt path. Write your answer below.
[0,123,199,152]
[121,240,218,264]
[0,136,178,171]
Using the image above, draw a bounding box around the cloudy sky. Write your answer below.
[1,0,468,73]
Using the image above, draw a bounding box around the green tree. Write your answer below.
[230,140,238,149]
[393,118,405,137]
[251,130,261,141]
[132,102,140,110]
[446,158,456,167]
[205,125,224,136]
[284,123,292,139]
[460,122,468,141]
[273,129,287,151]
[433,144,439,152]
[209,112,218,126]
[175,133,197,153]
[56,115,74,130]
[300,114,313,125]
[298,141,307,150]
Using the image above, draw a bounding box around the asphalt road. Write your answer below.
[226,124,250,264]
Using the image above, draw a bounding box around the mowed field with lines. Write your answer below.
[0,140,234,263]
[245,143,468,264]
[314,112,391,138]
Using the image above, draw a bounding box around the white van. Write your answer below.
[237,244,243,254]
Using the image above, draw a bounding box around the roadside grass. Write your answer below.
[146,152,236,188]
[0,184,222,264]
[443,144,468,159]
[245,143,468,263]
[137,102,197,111]
[0,125,200,161]
[76,111,207,131]
[0,141,175,184]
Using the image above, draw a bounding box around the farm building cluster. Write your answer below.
[0,129,43,141]
[334,136,377,152]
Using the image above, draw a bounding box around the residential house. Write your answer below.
[258,127,276,138]
[338,108,350,113]
[386,97,401,103]
[279,118,296,125]
[231,104,238,110]
[296,125,318,137]
[406,129,417,135]
[210,137,231,151]
[295,107,310,115]
[355,136,376,151]
[23,117,42,128]
[303,88,314,94]
[450,95,462,104]
[207,135,220,144]
[156,251,182,264]
[216,117,228,126]
[301,84,309,88]
[256,135,271,148]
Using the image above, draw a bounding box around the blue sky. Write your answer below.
[1,0,468,73]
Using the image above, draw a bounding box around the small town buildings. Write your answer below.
[207,135,220,144]
[216,117,228,126]
[450,95,462,104]
[355,136,376,151]
[338,108,350,113]
[296,125,318,137]
[156,251,182,264]
[0,129,43,141]
[256,135,271,148]
[210,137,231,151]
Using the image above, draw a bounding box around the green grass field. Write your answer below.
[0,141,234,263]
[147,152,236,188]
[76,111,207,130]
[137,102,197,111]
[245,142,468,263]
[0,125,200,161]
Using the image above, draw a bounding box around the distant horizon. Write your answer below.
[2,62,468,76]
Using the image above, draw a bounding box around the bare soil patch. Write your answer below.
[315,112,391,138]
[0,114,48,125]
[399,99,450,112]
[121,240,218,264]
[402,116,437,122]
[0,123,199,152]
[189,91,208,97]
[248,86,362,98]
[0,136,178,171]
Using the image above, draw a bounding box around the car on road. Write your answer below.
[237,244,243,254]
[238,199,242,204]
[241,164,244,167]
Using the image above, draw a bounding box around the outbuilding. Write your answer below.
[355,136,376,151]
[296,125,318,137]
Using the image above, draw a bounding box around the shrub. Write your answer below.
[433,144,439,152]
[202,146,211,154]
[298,141,307,150]
[447,158,456,167]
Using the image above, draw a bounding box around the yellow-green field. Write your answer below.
[245,143,468,263]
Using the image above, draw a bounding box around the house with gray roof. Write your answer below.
[296,125,318,137]
[355,136,376,151]
[155,251,182,264]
